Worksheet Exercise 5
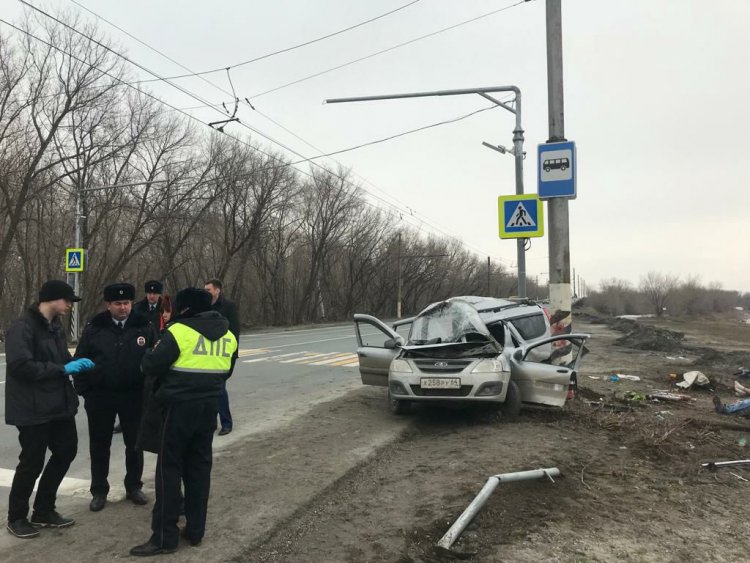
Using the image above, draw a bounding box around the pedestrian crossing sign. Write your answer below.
[65,248,85,272]
[497,195,544,239]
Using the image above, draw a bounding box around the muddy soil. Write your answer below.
[4,311,749,562]
[243,311,750,563]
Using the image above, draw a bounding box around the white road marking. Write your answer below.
[309,353,358,366]
[0,467,89,495]
[280,351,345,364]
[242,351,310,364]
[241,325,354,339]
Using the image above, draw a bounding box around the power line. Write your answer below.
[247,0,531,100]
[125,0,531,93]
[8,5,514,266]
[74,0,423,82]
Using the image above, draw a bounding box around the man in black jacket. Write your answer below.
[5,280,95,539]
[133,280,163,329]
[204,279,239,435]
[74,283,157,513]
[130,288,237,556]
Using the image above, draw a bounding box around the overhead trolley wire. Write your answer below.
[73,0,423,82]
[11,2,516,265]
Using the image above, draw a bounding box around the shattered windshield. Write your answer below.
[408,300,492,346]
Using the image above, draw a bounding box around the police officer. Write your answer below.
[74,283,157,512]
[130,288,237,556]
[5,280,95,539]
[134,280,163,328]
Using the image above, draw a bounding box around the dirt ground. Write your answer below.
[4,310,750,562]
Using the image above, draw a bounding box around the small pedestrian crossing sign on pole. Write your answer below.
[497,195,544,239]
[65,248,85,272]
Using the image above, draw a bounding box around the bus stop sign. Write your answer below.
[538,141,576,199]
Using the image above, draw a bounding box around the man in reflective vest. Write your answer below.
[130,288,237,557]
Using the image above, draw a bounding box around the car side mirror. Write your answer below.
[512,348,524,361]
[384,338,401,350]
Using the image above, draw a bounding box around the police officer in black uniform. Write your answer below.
[134,280,163,328]
[130,288,237,557]
[74,283,157,512]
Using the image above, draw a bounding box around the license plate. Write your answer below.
[420,377,461,389]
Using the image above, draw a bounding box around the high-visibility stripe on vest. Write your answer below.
[167,323,237,374]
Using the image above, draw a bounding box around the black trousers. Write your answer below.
[84,392,144,497]
[8,418,78,522]
[149,398,217,549]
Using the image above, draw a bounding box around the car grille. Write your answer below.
[413,359,473,374]
[410,385,473,397]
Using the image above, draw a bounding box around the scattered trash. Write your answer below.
[701,459,750,471]
[616,374,641,381]
[735,381,750,397]
[736,367,750,379]
[655,414,665,422]
[666,355,691,363]
[618,446,627,450]
[608,374,620,382]
[648,392,693,402]
[588,376,601,380]
[738,438,747,447]
[675,370,710,389]
[624,391,646,402]
[730,472,749,482]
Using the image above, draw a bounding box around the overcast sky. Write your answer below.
[2,0,748,293]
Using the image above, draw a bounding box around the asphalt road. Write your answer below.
[0,321,383,516]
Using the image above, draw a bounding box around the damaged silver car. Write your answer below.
[354,299,589,415]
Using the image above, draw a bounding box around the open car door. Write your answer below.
[510,334,590,407]
[353,314,403,386]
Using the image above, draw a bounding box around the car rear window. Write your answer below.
[509,313,547,340]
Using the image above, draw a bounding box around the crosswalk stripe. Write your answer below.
[238,348,272,357]
[309,353,357,366]
[243,351,309,364]
[280,351,342,364]
[331,357,360,367]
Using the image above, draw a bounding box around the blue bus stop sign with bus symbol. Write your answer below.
[538,140,576,199]
[498,194,544,239]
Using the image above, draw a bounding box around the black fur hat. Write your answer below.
[103,283,135,302]
[174,288,212,314]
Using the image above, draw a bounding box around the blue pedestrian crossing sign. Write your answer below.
[497,195,544,239]
[65,248,85,272]
[538,140,576,199]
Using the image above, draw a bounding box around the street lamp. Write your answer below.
[326,85,529,298]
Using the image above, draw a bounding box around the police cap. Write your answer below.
[103,283,135,302]
[144,280,163,294]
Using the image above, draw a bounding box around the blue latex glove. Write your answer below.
[64,358,95,375]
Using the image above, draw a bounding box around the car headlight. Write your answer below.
[471,359,503,373]
[390,359,413,373]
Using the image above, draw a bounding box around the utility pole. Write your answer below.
[326,86,528,298]
[545,0,573,360]
[397,231,402,319]
[487,257,491,295]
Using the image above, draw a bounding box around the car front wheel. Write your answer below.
[388,389,411,415]
[499,380,521,419]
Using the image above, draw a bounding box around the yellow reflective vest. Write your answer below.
[168,323,237,375]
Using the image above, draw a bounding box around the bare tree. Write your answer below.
[640,271,680,317]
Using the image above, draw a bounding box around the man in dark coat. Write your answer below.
[5,280,95,539]
[74,283,157,512]
[130,288,237,556]
[204,279,239,436]
[133,280,163,328]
